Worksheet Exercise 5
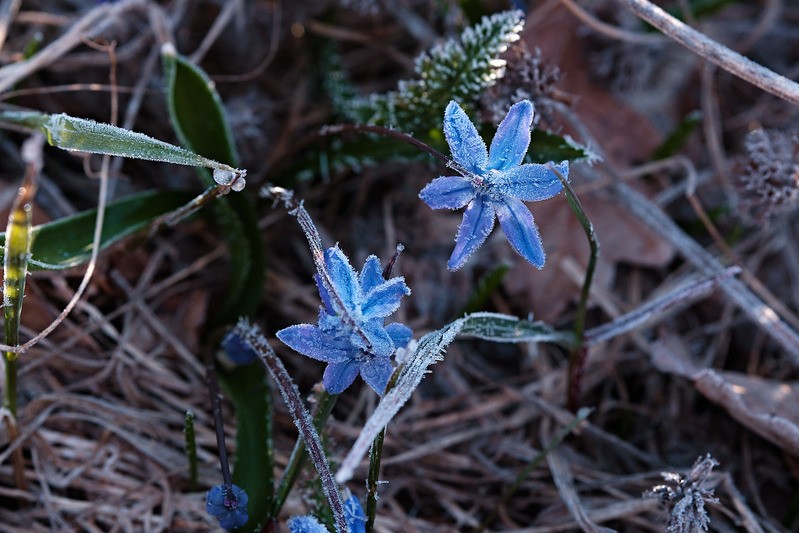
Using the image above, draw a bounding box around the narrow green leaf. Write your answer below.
[0,190,194,270]
[161,45,265,324]
[528,130,592,164]
[218,365,273,532]
[0,110,243,177]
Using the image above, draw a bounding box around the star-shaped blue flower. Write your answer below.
[206,483,248,531]
[420,100,569,270]
[277,246,412,395]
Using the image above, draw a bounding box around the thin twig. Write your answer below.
[557,0,664,45]
[613,0,799,105]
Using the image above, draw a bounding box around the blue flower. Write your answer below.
[287,493,367,533]
[419,100,569,270]
[206,483,248,531]
[288,515,329,533]
[277,246,412,395]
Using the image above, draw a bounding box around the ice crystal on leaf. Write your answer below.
[206,483,248,531]
[420,100,568,270]
[277,246,411,395]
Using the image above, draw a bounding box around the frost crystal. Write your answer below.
[276,246,412,395]
[419,100,568,270]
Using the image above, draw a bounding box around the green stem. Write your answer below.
[270,389,339,517]
[549,165,599,411]
[184,410,198,492]
[365,428,386,533]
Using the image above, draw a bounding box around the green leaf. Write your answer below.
[527,130,592,164]
[0,190,194,270]
[218,364,273,533]
[0,110,242,177]
[161,45,265,324]
[457,312,575,346]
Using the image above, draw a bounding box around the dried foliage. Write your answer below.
[0,1,798,532]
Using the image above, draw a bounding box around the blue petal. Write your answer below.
[385,322,412,348]
[487,100,534,171]
[323,360,361,394]
[357,319,394,358]
[447,196,496,271]
[360,357,393,395]
[444,101,488,174]
[323,246,359,311]
[496,161,565,201]
[359,255,384,294]
[419,176,476,210]
[288,515,330,533]
[495,197,546,268]
[314,274,334,315]
[277,324,358,363]
[344,495,367,533]
[361,277,410,320]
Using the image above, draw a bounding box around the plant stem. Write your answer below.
[271,389,339,517]
[365,428,386,533]
[548,165,599,411]
[205,356,234,489]
[235,323,348,533]
[184,410,198,492]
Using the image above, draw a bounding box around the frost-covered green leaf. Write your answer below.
[343,10,524,133]
[0,110,244,177]
[0,190,194,270]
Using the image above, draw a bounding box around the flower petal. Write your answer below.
[385,322,413,348]
[313,274,334,315]
[444,101,488,174]
[277,324,357,363]
[361,277,410,319]
[496,161,566,201]
[356,319,395,358]
[419,176,476,210]
[495,197,546,269]
[360,357,393,395]
[323,360,361,394]
[448,196,496,271]
[359,255,383,294]
[288,515,329,533]
[323,246,359,310]
[344,495,367,533]
[487,100,534,171]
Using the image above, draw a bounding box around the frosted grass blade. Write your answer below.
[0,110,244,177]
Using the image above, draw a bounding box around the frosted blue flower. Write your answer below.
[288,515,329,533]
[206,483,248,531]
[277,246,412,395]
[420,100,569,270]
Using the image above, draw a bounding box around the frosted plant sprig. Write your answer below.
[646,454,720,533]
[342,10,524,132]
[420,100,568,270]
[277,244,412,395]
